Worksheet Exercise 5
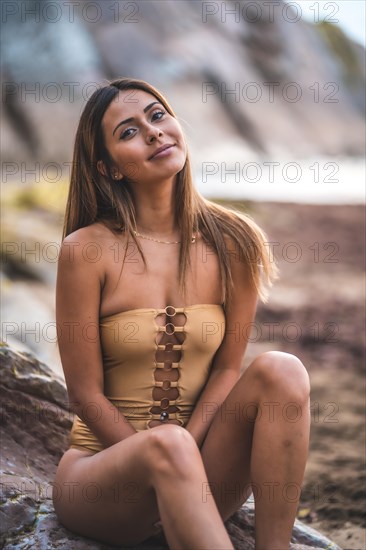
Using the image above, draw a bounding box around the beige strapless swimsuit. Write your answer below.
[69,304,226,453]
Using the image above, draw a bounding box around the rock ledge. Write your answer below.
[0,344,341,549]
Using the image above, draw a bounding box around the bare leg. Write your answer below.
[150,426,234,549]
[54,425,233,549]
[200,351,310,550]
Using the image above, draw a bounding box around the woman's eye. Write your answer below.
[120,128,135,140]
[119,110,166,140]
[151,110,166,121]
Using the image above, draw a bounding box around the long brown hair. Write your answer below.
[62,77,278,307]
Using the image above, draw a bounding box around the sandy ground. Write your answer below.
[226,201,365,550]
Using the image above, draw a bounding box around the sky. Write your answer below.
[285,0,366,47]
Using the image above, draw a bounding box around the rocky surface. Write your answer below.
[0,343,341,549]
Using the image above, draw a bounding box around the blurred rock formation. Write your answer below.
[1,0,365,169]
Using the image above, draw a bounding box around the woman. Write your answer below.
[53,77,310,549]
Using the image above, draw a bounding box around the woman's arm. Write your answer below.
[56,228,137,448]
[185,235,259,449]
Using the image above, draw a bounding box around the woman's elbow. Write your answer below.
[66,388,104,417]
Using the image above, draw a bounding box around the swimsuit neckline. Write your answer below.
[100,303,224,321]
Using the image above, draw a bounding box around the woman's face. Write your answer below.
[99,88,187,185]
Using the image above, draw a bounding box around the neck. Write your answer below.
[133,178,179,237]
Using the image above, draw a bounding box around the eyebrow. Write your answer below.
[112,101,162,136]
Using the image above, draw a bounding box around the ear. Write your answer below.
[97,160,107,177]
[97,160,123,181]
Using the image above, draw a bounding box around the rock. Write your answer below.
[2,1,365,165]
[0,343,341,549]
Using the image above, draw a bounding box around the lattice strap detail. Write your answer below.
[154,361,180,369]
[155,344,183,351]
[157,324,185,335]
[154,380,179,388]
[153,398,179,409]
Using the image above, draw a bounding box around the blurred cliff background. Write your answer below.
[1,0,366,162]
[1,1,365,547]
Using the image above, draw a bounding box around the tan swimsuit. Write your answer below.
[69,304,226,453]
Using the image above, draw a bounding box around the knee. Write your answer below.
[145,425,199,478]
[249,351,310,403]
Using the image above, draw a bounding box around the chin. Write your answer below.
[159,158,187,179]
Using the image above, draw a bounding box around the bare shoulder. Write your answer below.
[61,221,123,261]
[62,221,115,246]
[58,223,111,285]
[56,225,109,322]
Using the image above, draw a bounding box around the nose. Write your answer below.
[146,124,163,144]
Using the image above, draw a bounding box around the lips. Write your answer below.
[148,144,175,160]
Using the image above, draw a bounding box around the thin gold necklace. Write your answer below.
[133,230,196,244]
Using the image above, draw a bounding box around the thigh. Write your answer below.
[200,351,308,521]
[53,429,162,547]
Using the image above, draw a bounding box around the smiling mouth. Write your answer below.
[149,144,175,160]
